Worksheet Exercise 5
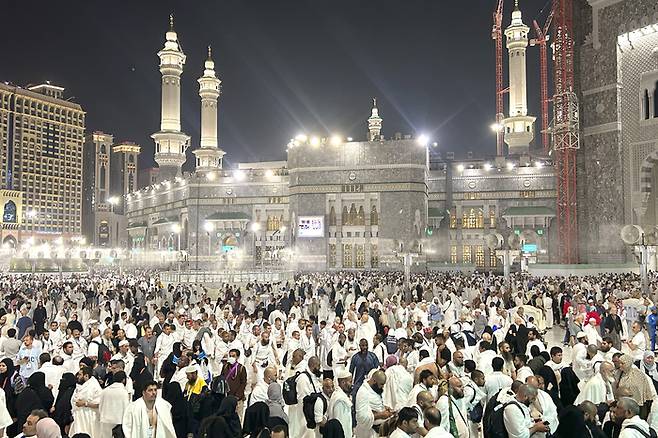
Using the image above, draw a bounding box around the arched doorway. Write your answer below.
[2,235,17,249]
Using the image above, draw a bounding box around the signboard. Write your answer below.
[297,216,324,238]
[522,243,538,253]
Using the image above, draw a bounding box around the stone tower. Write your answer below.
[194,46,225,173]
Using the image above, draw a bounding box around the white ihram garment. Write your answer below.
[69,377,103,438]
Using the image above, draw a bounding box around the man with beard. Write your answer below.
[327,369,353,438]
[526,376,559,436]
[502,384,549,438]
[437,376,468,438]
[499,341,515,377]
[355,370,394,438]
[485,358,513,403]
[349,339,380,398]
[289,356,322,438]
[330,333,349,375]
[513,354,534,383]
[447,350,466,380]
[408,369,439,406]
[593,336,621,364]
[69,366,103,438]
[410,390,435,437]
[575,361,615,405]
[572,332,594,383]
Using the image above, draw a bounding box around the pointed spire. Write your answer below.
[373,97,377,108]
[207,45,213,61]
[169,13,174,30]
[514,0,519,11]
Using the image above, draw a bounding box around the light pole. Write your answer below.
[204,222,214,257]
[171,223,182,272]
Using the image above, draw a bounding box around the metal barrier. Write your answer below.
[160,270,295,284]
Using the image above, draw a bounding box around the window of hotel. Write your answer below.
[328,244,336,268]
[342,206,348,225]
[329,206,336,226]
[357,206,365,225]
[449,207,457,229]
[450,245,458,264]
[343,244,353,268]
[370,205,379,225]
[489,249,498,267]
[462,208,484,229]
[489,206,496,228]
[371,244,379,268]
[349,204,357,225]
[475,246,485,267]
[462,245,472,264]
[356,244,365,268]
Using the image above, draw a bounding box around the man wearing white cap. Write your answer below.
[584,318,602,347]
[573,331,594,384]
[328,368,354,438]
[111,339,135,376]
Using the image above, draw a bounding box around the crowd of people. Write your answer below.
[0,270,656,438]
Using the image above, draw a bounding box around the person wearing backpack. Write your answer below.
[289,356,322,438]
[502,384,549,438]
[615,396,657,438]
[302,378,334,437]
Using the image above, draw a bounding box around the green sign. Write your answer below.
[514,229,521,235]
[426,227,434,236]
[536,229,544,236]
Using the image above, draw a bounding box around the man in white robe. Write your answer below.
[356,313,377,350]
[153,324,175,377]
[69,367,103,438]
[123,381,176,438]
[327,369,354,438]
[383,357,413,411]
[575,361,616,405]
[289,356,321,438]
[355,370,395,438]
[527,376,559,437]
[99,371,131,438]
[437,377,469,438]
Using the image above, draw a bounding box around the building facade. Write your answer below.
[0,82,85,244]
[575,0,658,263]
[82,132,139,247]
[124,19,557,271]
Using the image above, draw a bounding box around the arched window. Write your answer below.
[2,201,16,223]
[129,155,135,163]
[100,145,106,154]
[349,204,357,225]
[342,206,349,225]
[370,205,379,226]
[357,206,365,225]
[99,165,106,189]
[329,206,336,226]
[128,174,135,192]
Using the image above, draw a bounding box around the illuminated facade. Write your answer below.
[123,20,558,271]
[0,82,85,243]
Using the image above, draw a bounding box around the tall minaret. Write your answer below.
[194,46,225,173]
[367,98,383,141]
[152,15,190,182]
[503,0,535,155]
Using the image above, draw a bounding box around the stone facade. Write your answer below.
[576,0,658,262]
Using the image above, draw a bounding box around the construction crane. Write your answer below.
[492,0,505,156]
[530,1,556,154]
[551,0,580,264]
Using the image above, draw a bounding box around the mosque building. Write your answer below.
[124,9,558,271]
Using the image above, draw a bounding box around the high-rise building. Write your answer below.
[0,82,85,243]
[82,132,139,247]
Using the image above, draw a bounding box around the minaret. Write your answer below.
[503,0,535,155]
[152,15,190,182]
[194,46,225,173]
[367,97,383,141]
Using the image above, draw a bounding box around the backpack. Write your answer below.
[93,341,112,365]
[283,371,311,405]
[326,350,333,367]
[624,425,658,438]
[385,335,398,355]
[467,384,483,423]
[483,398,523,438]
[302,393,327,429]
[210,374,229,397]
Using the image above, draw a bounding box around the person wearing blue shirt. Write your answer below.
[646,306,658,351]
[17,334,42,380]
[349,338,380,400]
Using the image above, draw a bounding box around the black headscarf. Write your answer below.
[243,401,269,437]
[198,416,230,438]
[27,371,54,411]
[322,419,345,438]
[0,358,15,389]
[553,405,588,438]
[52,372,76,431]
[217,395,242,437]
[130,353,153,401]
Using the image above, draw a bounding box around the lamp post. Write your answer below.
[204,222,214,257]
[172,223,182,273]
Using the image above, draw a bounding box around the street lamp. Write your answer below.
[107,196,119,212]
[204,222,214,257]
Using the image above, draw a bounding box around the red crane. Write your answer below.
[551,0,580,264]
[492,0,505,156]
[531,1,556,154]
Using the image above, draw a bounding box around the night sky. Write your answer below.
[1,0,552,171]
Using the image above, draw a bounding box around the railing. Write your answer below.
[160,270,295,284]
